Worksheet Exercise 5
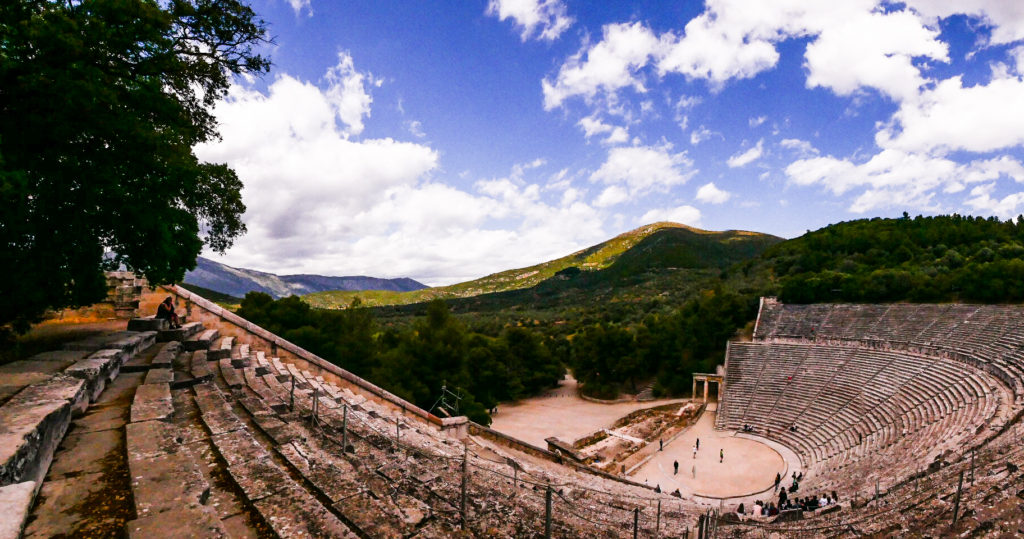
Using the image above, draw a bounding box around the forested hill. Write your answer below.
[744,214,1024,304]
[304,222,782,309]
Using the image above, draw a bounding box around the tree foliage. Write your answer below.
[237,295,564,425]
[758,214,1024,303]
[0,0,269,330]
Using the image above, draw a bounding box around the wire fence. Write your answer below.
[267,371,1024,537]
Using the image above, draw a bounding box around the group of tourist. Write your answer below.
[737,490,840,518]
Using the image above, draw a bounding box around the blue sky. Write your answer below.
[194,1,1024,285]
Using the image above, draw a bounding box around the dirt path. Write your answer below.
[490,374,689,448]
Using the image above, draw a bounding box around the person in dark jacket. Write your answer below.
[156,296,181,328]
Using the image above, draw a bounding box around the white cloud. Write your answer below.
[965,183,1024,218]
[323,52,377,136]
[577,115,629,145]
[690,125,715,145]
[907,0,1024,46]
[406,120,426,138]
[696,182,732,204]
[487,0,573,42]
[727,139,764,168]
[780,138,819,157]
[195,62,612,285]
[749,116,767,127]
[285,0,311,17]
[542,22,661,110]
[590,144,696,196]
[785,150,1024,213]
[594,185,629,207]
[639,205,702,227]
[877,75,1024,154]
[548,1,953,110]
[1011,46,1024,75]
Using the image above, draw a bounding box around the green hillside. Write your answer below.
[305,222,781,309]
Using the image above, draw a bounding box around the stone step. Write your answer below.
[0,481,35,539]
[124,420,228,538]
[208,337,234,361]
[183,329,220,352]
[157,321,203,343]
[188,351,214,384]
[127,317,168,332]
[218,359,244,390]
[193,382,358,537]
[130,383,172,423]
[65,348,126,402]
[0,374,88,487]
[64,331,157,357]
[143,368,174,386]
[0,350,88,406]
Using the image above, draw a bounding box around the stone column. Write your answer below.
[703,380,709,402]
[692,379,697,400]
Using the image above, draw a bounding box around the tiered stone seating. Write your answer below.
[731,299,1024,500]
[0,327,157,538]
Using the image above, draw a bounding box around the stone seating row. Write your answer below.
[149,334,699,537]
[0,328,159,539]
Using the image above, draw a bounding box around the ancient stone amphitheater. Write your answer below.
[4,288,1024,537]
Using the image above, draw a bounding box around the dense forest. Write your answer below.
[757,213,1024,303]
[232,214,1024,414]
[236,294,562,425]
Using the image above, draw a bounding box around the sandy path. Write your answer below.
[489,374,688,448]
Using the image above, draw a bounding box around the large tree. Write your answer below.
[0,0,269,331]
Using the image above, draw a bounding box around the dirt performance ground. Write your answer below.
[491,379,787,500]
[631,404,785,499]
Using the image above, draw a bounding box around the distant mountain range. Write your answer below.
[183,256,427,299]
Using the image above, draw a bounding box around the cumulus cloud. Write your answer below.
[965,183,1024,218]
[542,22,661,110]
[785,150,1024,213]
[487,0,573,42]
[639,205,702,227]
[594,185,629,207]
[696,182,732,204]
[195,60,612,285]
[727,139,764,168]
[322,52,377,136]
[590,144,696,199]
[749,116,767,127]
[546,1,962,110]
[877,75,1024,154]
[908,0,1024,45]
[577,115,629,145]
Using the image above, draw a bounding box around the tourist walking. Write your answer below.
[693,444,697,459]
[696,438,700,450]
[659,438,663,451]
[720,448,724,463]
[775,472,781,491]
[674,460,679,475]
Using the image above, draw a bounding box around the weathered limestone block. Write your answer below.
[157,321,202,343]
[130,383,172,423]
[207,336,233,361]
[149,341,180,369]
[254,484,359,538]
[127,317,167,332]
[0,481,36,539]
[0,375,87,486]
[189,350,213,383]
[219,358,244,390]
[143,368,174,385]
[183,329,219,352]
[65,349,125,402]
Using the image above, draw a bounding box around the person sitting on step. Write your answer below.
[156,296,181,329]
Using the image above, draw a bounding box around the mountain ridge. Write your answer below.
[184,256,427,299]
[304,221,782,309]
